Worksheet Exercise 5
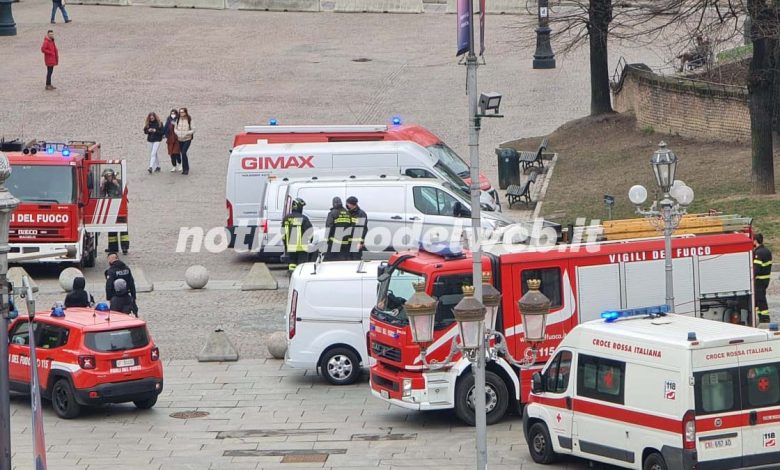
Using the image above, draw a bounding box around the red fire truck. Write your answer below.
[368,215,756,425]
[4,140,128,268]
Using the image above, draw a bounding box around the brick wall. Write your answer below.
[612,65,750,142]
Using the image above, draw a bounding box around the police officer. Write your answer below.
[282,198,313,272]
[754,233,773,323]
[105,252,137,302]
[325,197,352,261]
[101,169,130,254]
[345,196,368,261]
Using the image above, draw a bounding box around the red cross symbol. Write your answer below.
[556,413,562,423]
[759,377,771,392]
[603,370,614,388]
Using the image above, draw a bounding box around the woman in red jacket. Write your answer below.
[41,30,59,90]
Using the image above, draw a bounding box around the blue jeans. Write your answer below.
[51,1,69,22]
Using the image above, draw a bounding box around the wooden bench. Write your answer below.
[518,137,549,171]
[505,171,539,208]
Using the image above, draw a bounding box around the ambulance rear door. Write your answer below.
[737,341,780,467]
[84,160,128,233]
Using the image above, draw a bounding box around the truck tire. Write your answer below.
[643,452,668,470]
[527,422,558,464]
[454,370,509,426]
[51,379,81,419]
[134,395,158,410]
[320,347,360,385]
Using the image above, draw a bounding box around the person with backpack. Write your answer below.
[110,279,138,316]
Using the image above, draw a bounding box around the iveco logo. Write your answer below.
[714,418,723,428]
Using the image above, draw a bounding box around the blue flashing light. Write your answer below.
[46,146,55,154]
[51,307,65,317]
[62,146,70,157]
[95,302,109,312]
[269,118,278,126]
[391,116,402,126]
[419,240,464,259]
[601,304,670,323]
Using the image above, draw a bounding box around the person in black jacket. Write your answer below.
[110,279,138,316]
[144,112,164,174]
[345,196,368,261]
[754,233,773,323]
[282,198,313,272]
[105,252,136,301]
[324,197,352,261]
[64,276,94,308]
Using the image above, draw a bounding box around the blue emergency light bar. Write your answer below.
[419,240,464,259]
[601,304,670,323]
[61,146,70,157]
[392,116,402,126]
[268,118,278,126]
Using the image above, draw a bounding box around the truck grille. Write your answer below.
[372,374,398,392]
[372,341,402,362]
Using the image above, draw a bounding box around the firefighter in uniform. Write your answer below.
[346,196,368,261]
[282,198,313,272]
[325,197,353,261]
[754,233,773,323]
[100,169,130,254]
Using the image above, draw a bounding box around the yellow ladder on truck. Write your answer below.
[599,213,752,241]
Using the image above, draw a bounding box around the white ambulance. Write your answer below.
[225,140,498,252]
[523,307,780,470]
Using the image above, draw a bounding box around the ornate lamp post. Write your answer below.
[533,0,556,69]
[0,0,16,36]
[628,142,694,313]
[518,279,551,343]
[406,282,437,346]
[0,152,19,470]
[481,273,501,333]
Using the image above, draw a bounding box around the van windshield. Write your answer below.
[427,144,470,177]
[433,161,469,199]
[8,165,76,204]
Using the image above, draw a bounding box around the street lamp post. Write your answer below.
[0,151,19,470]
[533,0,556,69]
[628,142,694,313]
[0,0,16,36]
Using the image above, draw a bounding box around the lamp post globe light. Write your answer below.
[628,142,694,313]
[453,285,487,353]
[518,279,551,343]
[405,282,437,345]
[481,272,501,333]
[0,151,19,470]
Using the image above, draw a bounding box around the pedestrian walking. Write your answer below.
[110,279,138,317]
[50,0,71,24]
[324,196,352,261]
[346,196,367,261]
[174,107,194,175]
[105,252,137,301]
[41,30,59,91]
[754,233,773,323]
[64,276,94,308]
[282,198,313,271]
[164,109,182,172]
[144,112,164,174]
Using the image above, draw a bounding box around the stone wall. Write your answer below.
[612,64,750,142]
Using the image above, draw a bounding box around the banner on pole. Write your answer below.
[456,0,471,56]
[479,0,485,55]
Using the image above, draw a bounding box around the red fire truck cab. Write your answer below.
[4,140,128,268]
[369,217,756,425]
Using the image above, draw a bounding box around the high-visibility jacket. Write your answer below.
[348,207,368,246]
[326,208,352,245]
[754,244,773,281]
[283,211,312,253]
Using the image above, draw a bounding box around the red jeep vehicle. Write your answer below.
[7,307,163,418]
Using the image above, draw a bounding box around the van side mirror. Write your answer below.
[377,262,388,279]
[532,372,544,394]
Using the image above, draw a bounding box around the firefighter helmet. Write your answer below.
[102,169,115,178]
[292,198,306,210]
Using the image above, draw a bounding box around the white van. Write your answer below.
[268,176,513,252]
[225,140,499,252]
[523,307,780,470]
[285,260,380,385]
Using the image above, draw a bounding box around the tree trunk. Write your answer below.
[747,2,776,194]
[588,0,614,115]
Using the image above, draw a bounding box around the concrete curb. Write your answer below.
[147,0,226,8]
[334,0,422,12]
[532,153,557,221]
[241,262,278,291]
[236,0,320,10]
[70,0,129,4]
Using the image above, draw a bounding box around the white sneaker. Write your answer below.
[170,166,177,172]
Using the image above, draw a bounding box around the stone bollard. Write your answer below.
[267,331,287,359]
[185,265,209,289]
[59,267,84,292]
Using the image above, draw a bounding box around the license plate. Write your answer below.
[115,358,136,368]
[704,438,733,450]
[380,390,389,399]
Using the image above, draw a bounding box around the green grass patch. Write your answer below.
[717,43,753,62]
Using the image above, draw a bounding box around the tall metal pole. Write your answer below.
[0,152,19,470]
[465,1,487,469]
[662,201,675,313]
[0,0,17,36]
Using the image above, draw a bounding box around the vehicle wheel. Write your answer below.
[454,370,509,426]
[51,379,81,419]
[321,347,360,385]
[527,422,558,464]
[643,452,668,470]
[133,395,158,410]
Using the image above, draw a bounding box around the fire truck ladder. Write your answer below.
[596,213,752,241]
